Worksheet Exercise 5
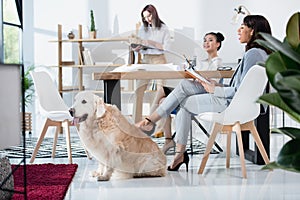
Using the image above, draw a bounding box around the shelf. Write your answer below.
[49,37,129,43]
[59,64,122,68]
[61,61,75,65]
[53,24,130,95]
[61,85,82,92]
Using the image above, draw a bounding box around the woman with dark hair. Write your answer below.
[137,15,272,171]
[199,32,225,70]
[131,4,171,124]
[150,32,225,154]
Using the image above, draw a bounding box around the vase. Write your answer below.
[89,31,97,39]
[67,31,75,39]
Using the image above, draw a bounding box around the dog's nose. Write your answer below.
[69,108,75,117]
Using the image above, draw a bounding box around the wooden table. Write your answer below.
[92,69,269,165]
[93,70,234,109]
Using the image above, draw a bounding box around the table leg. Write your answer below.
[103,80,121,110]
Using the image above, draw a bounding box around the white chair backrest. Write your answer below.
[222,65,268,124]
[30,71,69,113]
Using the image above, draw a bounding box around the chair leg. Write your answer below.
[198,122,223,174]
[30,119,50,163]
[233,122,247,178]
[226,130,232,168]
[248,121,270,165]
[52,123,61,158]
[63,120,72,164]
[190,119,193,155]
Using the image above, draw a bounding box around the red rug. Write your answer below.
[11,163,78,200]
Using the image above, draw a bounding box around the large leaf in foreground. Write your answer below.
[286,12,300,49]
[275,71,300,113]
[277,139,300,172]
[257,93,300,123]
[262,139,300,173]
[258,33,300,64]
[271,127,300,139]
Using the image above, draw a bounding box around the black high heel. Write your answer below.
[167,151,189,172]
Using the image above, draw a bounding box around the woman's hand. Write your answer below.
[142,39,164,50]
[131,45,143,52]
[197,79,217,93]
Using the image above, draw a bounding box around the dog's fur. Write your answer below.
[71,91,166,181]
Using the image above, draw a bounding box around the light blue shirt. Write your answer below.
[214,48,268,101]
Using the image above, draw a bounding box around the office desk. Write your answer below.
[92,69,269,165]
[92,70,233,109]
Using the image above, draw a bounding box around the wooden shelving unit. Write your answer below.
[51,24,129,95]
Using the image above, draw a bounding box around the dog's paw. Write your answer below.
[97,175,111,181]
[91,170,101,177]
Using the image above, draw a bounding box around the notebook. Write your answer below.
[185,67,210,84]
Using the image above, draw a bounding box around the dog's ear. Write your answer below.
[96,98,106,118]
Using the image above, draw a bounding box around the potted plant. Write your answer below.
[256,12,300,172]
[22,65,35,134]
[89,10,97,39]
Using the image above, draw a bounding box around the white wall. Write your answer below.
[22,0,299,134]
[23,0,300,66]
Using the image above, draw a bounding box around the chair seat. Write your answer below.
[196,112,256,126]
[46,111,73,121]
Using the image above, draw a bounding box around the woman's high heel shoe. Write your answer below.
[167,151,189,172]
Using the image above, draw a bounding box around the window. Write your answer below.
[1,0,22,64]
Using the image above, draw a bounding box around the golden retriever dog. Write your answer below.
[71,91,166,181]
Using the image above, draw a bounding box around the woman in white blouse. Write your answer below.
[131,4,171,124]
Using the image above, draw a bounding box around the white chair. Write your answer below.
[29,71,74,164]
[196,65,270,178]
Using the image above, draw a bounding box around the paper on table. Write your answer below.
[185,67,210,84]
[112,63,181,72]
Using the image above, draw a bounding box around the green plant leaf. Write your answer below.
[271,127,300,139]
[275,71,300,113]
[90,10,96,31]
[264,52,287,88]
[286,12,300,49]
[262,161,300,173]
[262,161,281,170]
[258,33,300,64]
[257,93,300,122]
[23,66,35,107]
[277,139,300,172]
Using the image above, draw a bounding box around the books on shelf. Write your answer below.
[80,48,94,65]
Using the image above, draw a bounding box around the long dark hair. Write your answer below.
[243,15,272,54]
[141,4,164,31]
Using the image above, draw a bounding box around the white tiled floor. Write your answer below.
[11,133,300,200]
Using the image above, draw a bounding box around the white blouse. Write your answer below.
[138,24,171,55]
[196,56,223,71]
